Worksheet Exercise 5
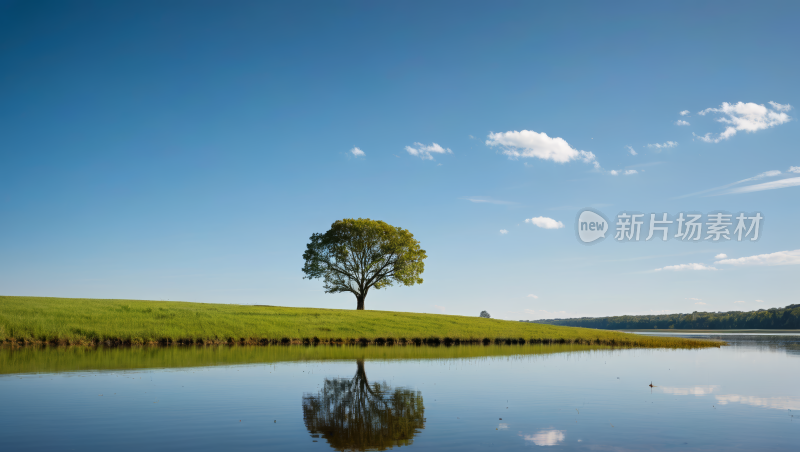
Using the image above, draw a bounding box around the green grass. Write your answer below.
[0,296,721,348]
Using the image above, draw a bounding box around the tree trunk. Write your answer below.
[356,294,365,310]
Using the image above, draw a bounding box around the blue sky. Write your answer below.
[1,1,798,320]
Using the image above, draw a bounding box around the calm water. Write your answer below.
[1,333,798,451]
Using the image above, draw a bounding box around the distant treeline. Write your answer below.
[526,304,800,330]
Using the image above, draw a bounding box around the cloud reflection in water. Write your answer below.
[521,429,565,446]
[659,386,800,411]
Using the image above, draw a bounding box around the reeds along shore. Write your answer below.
[0,296,723,349]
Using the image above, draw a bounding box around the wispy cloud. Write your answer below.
[433,305,446,313]
[789,166,800,174]
[527,294,538,299]
[486,130,599,168]
[715,254,727,259]
[350,147,365,157]
[627,146,637,156]
[405,142,452,160]
[756,299,765,303]
[462,196,514,205]
[695,101,792,143]
[734,300,745,304]
[695,301,707,305]
[675,120,690,126]
[680,110,690,116]
[686,297,702,301]
[525,216,564,229]
[610,169,638,176]
[647,141,678,151]
[715,249,800,266]
[721,176,800,195]
[654,263,716,272]
[676,169,785,198]
[499,229,508,235]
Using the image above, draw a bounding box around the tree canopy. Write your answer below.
[302,218,426,310]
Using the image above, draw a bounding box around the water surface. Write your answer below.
[1,335,798,451]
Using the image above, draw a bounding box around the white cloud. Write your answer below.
[497,423,508,430]
[715,249,800,266]
[734,300,745,304]
[405,142,452,160]
[521,430,565,447]
[686,298,702,301]
[350,147,365,157]
[695,301,707,305]
[723,177,800,194]
[715,253,728,259]
[463,196,514,205]
[675,120,690,126]
[624,169,638,175]
[696,101,792,142]
[499,229,508,235]
[610,169,637,176]
[525,216,564,229]
[527,294,538,299]
[768,101,792,112]
[627,146,637,156]
[680,110,690,116]
[748,170,782,180]
[788,166,800,174]
[647,141,678,151]
[610,170,619,176]
[756,299,764,303]
[677,169,785,198]
[433,305,446,313]
[654,263,717,272]
[486,130,599,168]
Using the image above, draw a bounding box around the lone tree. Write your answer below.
[480,311,491,319]
[302,218,426,310]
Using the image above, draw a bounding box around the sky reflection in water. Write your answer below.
[1,334,798,451]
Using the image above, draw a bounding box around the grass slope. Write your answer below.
[0,296,720,348]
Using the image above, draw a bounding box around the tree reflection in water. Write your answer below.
[302,359,425,451]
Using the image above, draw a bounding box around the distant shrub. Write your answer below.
[480,311,491,319]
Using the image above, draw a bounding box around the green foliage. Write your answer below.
[529,304,800,329]
[0,296,720,348]
[302,218,426,309]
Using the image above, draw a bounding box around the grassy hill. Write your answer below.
[0,296,720,348]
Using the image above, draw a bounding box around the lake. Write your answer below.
[1,332,798,451]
